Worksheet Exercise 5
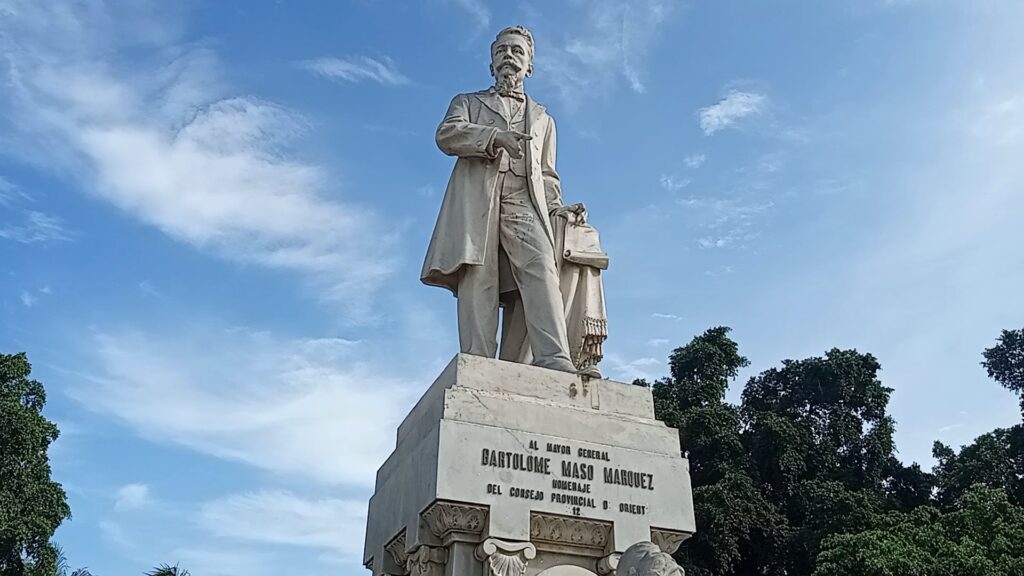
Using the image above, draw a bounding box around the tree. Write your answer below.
[814,485,1024,576]
[932,427,1024,508]
[982,328,1024,415]
[145,565,189,576]
[0,352,70,576]
[740,348,909,575]
[651,328,788,576]
[51,546,92,576]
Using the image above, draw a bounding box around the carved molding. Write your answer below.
[364,557,374,573]
[385,530,409,572]
[475,538,537,576]
[422,501,489,544]
[406,545,448,576]
[650,529,691,555]
[529,512,612,553]
[597,553,620,576]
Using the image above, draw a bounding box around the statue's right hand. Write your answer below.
[493,130,531,159]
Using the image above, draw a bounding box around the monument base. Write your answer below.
[363,354,695,576]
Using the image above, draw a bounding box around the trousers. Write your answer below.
[457,172,575,372]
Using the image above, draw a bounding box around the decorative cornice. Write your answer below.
[475,538,537,576]
[406,545,448,576]
[385,530,409,573]
[422,501,488,544]
[650,528,691,555]
[529,512,611,553]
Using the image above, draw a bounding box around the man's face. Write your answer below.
[491,33,531,83]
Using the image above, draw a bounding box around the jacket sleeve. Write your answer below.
[436,94,499,159]
[541,116,563,212]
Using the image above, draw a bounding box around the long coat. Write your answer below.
[421,88,563,295]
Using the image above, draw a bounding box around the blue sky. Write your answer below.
[2,0,1023,574]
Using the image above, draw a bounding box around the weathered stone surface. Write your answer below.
[363,354,695,576]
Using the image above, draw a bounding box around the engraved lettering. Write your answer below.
[602,467,655,490]
[480,448,551,475]
[618,503,647,515]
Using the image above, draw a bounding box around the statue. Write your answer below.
[421,25,608,377]
[617,542,686,576]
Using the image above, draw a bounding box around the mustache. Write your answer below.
[496,59,523,72]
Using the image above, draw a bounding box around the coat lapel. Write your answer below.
[474,90,508,122]
[525,96,545,134]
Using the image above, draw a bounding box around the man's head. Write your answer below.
[617,542,685,576]
[490,26,534,94]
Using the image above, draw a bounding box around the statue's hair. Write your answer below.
[491,25,535,60]
[618,542,685,576]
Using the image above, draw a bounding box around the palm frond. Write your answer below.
[145,563,190,576]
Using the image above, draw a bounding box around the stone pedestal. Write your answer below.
[363,354,695,576]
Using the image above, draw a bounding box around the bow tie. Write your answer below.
[496,88,526,101]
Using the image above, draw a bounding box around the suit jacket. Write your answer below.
[421,88,563,295]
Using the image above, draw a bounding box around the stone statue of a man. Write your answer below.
[617,542,686,576]
[422,25,584,374]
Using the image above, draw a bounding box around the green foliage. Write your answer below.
[652,328,788,576]
[982,328,1024,415]
[932,426,1024,508]
[742,349,895,492]
[0,353,70,576]
[651,330,963,575]
[814,485,1024,576]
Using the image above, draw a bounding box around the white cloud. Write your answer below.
[684,154,707,169]
[539,1,673,103]
[647,338,670,346]
[699,90,767,135]
[0,1,394,310]
[678,196,774,250]
[448,0,490,30]
[137,281,160,298]
[0,179,71,244]
[659,175,690,191]
[200,490,366,559]
[73,327,415,486]
[0,210,72,244]
[19,291,37,308]
[651,312,681,320]
[115,483,150,511]
[704,265,736,277]
[300,56,410,86]
[605,355,665,381]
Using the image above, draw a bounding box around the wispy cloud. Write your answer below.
[73,327,415,486]
[20,291,37,308]
[678,196,775,250]
[448,0,490,30]
[300,56,410,86]
[0,178,71,244]
[114,483,151,511]
[659,174,690,191]
[605,355,665,381]
[137,281,160,298]
[540,1,673,104]
[699,90,767,135]
[200,490,365,559]
[0,2,394,311]
[684,154,706,169]
[647,338,670,346]
[0,211,71,244]
[651,312,681,320]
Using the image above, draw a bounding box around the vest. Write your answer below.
[498,98,527,177]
